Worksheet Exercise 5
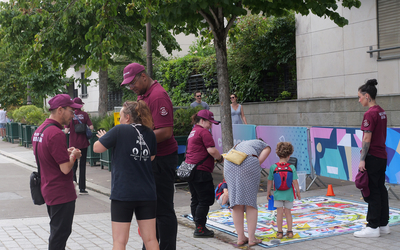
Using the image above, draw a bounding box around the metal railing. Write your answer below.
[367,45,400,58]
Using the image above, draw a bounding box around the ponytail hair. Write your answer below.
[358,79,378,100]
[122,100,154,129]
[191,113,203,125]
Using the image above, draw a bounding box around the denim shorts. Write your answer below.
[0,123,5,129]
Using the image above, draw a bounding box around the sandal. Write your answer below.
[249,238,262,246]
[286,231,294,238]
[237,238,248,246]
[276,231,283,239]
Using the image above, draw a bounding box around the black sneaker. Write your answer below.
[79,190,89,195]
[193,225,214,238]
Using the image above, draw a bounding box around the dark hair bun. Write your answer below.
[366,79,378,86]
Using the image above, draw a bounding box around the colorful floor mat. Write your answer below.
[184,196,400,248]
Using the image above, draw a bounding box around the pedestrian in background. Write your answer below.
[230,94,247,124]
[0,105,6,139]
[190,91,209,110]
[94,100,159,250]
[354,79,389,238]
[32,94,82,250]
[121,63,178,250]
[185,110,223,238]
[64,97,93,195]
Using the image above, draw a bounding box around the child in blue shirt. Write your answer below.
[215,179,229,208]
[267,142,301,239]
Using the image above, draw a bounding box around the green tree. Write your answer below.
[157,0,361,152]
[0,0,180,116]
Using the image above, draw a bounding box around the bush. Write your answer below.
[173,106,203,136]
[12,105,48,125]
[98,113,115,131]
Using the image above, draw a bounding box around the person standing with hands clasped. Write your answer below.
[121,63,178,250]
[32,94,82,250]
[185,110,223,238]
[267,142,300,239]
[64,97,94,195]
[353,79,389,238]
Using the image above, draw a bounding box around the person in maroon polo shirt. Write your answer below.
[354,79,389,238]
[64,97,94,195]
[185,110,223,238]
[32,94,82,250]
[121,63,178,250]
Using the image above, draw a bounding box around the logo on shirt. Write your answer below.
[159,107,168,116]
[379,112,386,120]
[188,130,196,139]
[363,119,370,127]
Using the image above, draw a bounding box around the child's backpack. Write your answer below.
[273,162,294,191]
[215,180,227,201]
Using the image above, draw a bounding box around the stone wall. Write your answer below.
[209,95,400,128]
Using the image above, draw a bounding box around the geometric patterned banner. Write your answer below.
[385,128,400,184]
[310,126,400,184]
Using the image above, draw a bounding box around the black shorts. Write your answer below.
[111,200,157,222]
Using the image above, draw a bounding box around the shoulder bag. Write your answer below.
[74,114,92,139]
[176,139,210,182]
[30,123,55,205]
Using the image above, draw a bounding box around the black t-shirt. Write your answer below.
[99,124,157,201]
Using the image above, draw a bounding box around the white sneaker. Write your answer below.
[380,225,390,234]
[354,227,380,238]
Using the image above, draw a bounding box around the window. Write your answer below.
[377,0,400,60]
[80,72,88,98]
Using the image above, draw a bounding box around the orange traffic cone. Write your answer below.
[326,184,335,196]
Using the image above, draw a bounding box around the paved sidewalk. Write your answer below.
[1,139,400,249]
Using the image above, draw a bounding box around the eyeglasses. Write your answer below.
[63,107,74,114]
[125,76,140,90]
[196,95,202,97]
[230,97,235,99]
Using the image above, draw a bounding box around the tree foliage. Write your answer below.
[156,0,361,151]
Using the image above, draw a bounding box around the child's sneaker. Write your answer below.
[193,225,214,238]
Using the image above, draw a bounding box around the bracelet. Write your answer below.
[70,154,76,162]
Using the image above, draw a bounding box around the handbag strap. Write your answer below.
[34,124,56,176]
[232,142,258,158]
[183,136,211,167]
[74,113,83,124]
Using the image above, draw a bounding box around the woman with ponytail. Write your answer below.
[353,79,389,238]
[94,100,159,250]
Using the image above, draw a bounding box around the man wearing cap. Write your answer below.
[32,94,82,250]
[64,97,94,195]
[121,63,178,249]
[190,91,209,110]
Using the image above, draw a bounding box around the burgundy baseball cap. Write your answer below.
[120,63,145,86]
[197,110,220,124]
[48,94,82,110]
[73,97,84,105]
[355,171,370,197]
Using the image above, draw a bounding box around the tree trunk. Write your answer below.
[98,67,108,117]
[214,34,233,153]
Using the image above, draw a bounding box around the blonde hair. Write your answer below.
[276,142,294,158]
[122,100,154,129]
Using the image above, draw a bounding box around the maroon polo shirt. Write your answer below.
[137,81,178,156]
[32,118,77,206]
[185,125,215,172]
[65,109,92,149]
[361,105,387,159]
